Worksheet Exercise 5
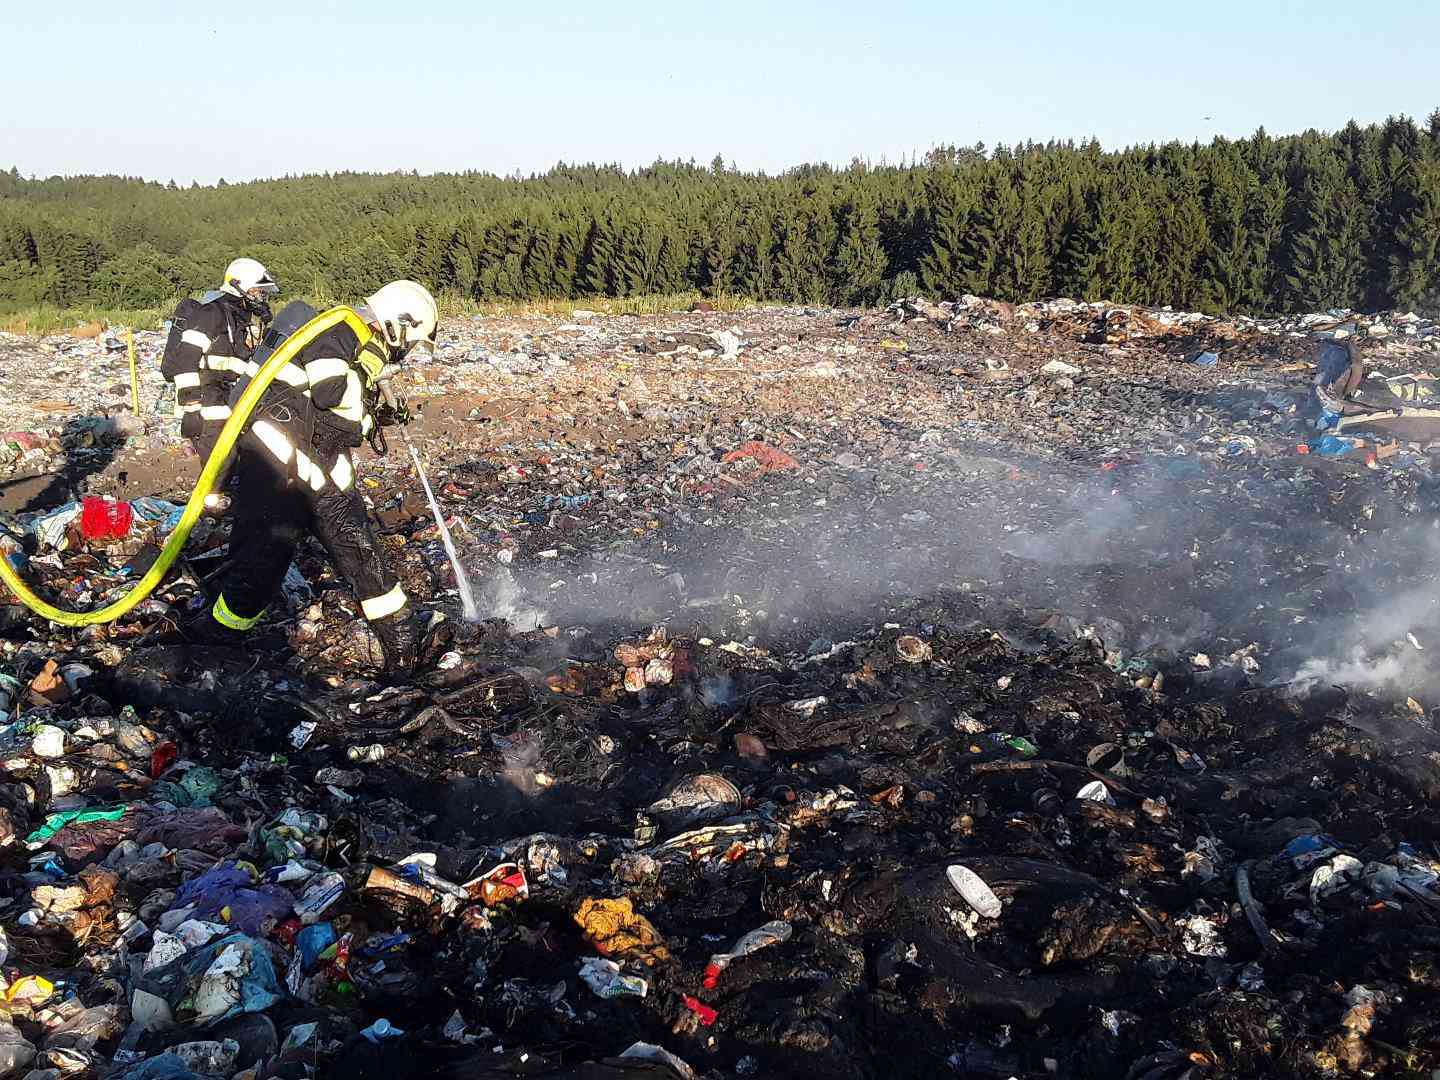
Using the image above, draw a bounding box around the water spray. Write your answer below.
[403,430,480,623]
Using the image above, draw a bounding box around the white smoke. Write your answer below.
[484,566,549,629]
[1288,648,1427,696]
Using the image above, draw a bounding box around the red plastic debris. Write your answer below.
[324,932,353,979]
[80,497,133,541]
[683,995,718,1026]
[149,742,178,779]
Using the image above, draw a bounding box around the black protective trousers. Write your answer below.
[216,437,397,624]
[185,377,238,492]
[189,425,237,493]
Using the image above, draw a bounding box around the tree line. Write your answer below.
[2,111,1438,317]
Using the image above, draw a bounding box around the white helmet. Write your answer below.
[221,257,279,298]
[365,280,439,354]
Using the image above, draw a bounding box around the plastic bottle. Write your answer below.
[702,920,793,988]
[360,1018,404,1043]
[946,864,1003,918]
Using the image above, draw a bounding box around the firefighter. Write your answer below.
[159,258,278,506]
[191,280,438,679]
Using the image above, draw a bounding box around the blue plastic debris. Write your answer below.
[1314,435,1363,458]
[297,922,337,972]
[360,1018,404,1042]
[1284,835,1339,858]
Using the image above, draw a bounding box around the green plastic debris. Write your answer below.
[154,765,222,808]
[26,805,126,846]
[1004,735,1039,758]
[180,766,220,807]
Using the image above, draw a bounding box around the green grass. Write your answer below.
[0,291,759,336]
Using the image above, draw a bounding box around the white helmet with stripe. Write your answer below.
[221,257,279,299]
[365,280,439,354]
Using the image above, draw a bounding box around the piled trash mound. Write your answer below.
[5,296,1440,520]
[884,295,1440,365]
[6,299,1440,1076]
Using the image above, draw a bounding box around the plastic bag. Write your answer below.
[136,933,282,1025]
[0,1018,35,1077]
[116,1052,199,1080]
[43,1003,121,1053]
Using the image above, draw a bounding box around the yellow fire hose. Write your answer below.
[0,306,367,627]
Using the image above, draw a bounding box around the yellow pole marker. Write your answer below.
[128,329,139,414]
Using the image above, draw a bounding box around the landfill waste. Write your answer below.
[578,956,650,999]
[944,864,1003,918]
[701,920,793,989]
[6,299,1440,1075]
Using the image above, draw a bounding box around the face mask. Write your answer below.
[245,295,274,324]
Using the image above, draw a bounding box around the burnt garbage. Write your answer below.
[5,584,1440,1077]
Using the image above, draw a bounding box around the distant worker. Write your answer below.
[190,280,437,680]
[1312,325,1439,442]
[159,258,279,505]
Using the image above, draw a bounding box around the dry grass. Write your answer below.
[0,303,170,336]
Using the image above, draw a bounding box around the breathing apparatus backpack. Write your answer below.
[254,300,320,368]
[158,298,207,383]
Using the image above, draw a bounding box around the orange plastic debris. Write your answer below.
[722,441,799,472]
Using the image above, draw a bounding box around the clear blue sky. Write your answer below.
[4,0,1435,184]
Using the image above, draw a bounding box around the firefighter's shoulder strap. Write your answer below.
[243,305,374,405]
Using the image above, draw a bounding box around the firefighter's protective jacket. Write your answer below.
[159,292,255,447]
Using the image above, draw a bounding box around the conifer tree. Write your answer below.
[1011,166,1057,301]
[966,163,1024,299]
[1285,149,1369,309]
[445,220,484,298]
[729,200,774,297]
[1388,159,1440,310]
[1075,170,1154,303]
[522,214,560,297]
[552,219,582,298]
[832,186,888,304]
[918,166,977,297]
[1154,156,1211,308]
[580,209,619,296]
